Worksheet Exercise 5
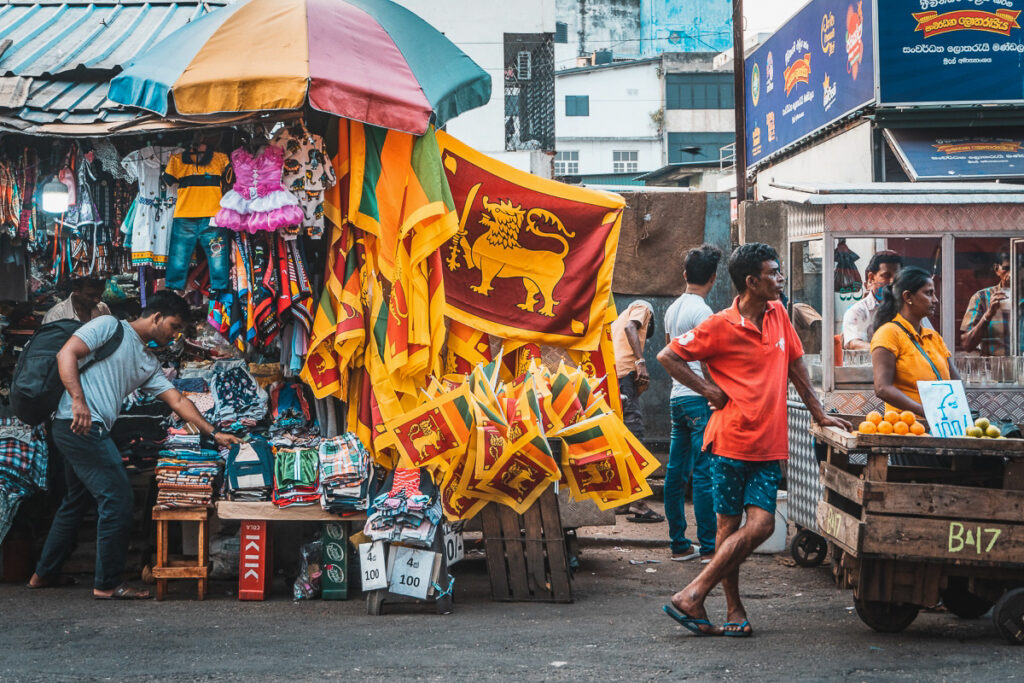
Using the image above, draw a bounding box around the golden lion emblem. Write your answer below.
[500,461,534,499]
[448,190,576,318]
[407,419,442,455]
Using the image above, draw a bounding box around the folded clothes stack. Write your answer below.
[211,364,268,424]
[224,436,275,502]
[267,381,320,449]
[272,446,320,507]
[318,433,371,514]
[154,453,221,510]
[364,468,442,548]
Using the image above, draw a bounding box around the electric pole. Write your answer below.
[732,0,747,202]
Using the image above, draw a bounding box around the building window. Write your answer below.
[554,151,579,175]
[565,95,589,117]
[517,51,532,80]
[666,73,734,110]
[554,21,568,44]
[613,150,638,173]
[667,132,737,164]
[505,33,555,152]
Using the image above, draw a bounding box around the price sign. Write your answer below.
[918,380,971,438]
[389,546,434,600]
[358,541,387,591]
[443,524,464,566]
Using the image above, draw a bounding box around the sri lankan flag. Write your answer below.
[388,384,474,468]
[347,120,457,388]
[499,340,541,383]
[445,320,492,375]
[437,130,624,351]
[569,300,621,416]
[558,413,630,506]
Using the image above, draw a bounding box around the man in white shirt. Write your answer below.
[842,251,903,350]
[662,245,721,562]
[42,277,111,324]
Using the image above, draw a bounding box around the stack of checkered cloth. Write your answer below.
[318,433,371,513]
[272,447,321,507]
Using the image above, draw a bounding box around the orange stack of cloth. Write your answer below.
[154,429,222,509]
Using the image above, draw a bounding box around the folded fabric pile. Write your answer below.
[154,452,221,509]
[0,420,48,544]
[211,363,268,425]
[364,468,441,547]
[224,436,275,502]
[272,446,320,507]
[318,433,371,514]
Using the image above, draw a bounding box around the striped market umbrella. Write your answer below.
[108,0,491,135]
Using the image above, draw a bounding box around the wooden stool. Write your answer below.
[152,508,210,601]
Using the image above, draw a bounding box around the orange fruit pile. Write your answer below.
[857,410,927,436]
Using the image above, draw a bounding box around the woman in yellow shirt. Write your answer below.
[870,266,960,416]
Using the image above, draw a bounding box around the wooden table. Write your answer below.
[214,502,366,601]
[810,421,1024,641]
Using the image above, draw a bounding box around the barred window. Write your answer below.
[666,73,734,110]
[554,151,579,175]
[612,150,638,173]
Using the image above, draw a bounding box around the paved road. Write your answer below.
[2,541,1022,681]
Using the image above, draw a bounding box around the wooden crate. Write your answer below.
[478,487,573,603]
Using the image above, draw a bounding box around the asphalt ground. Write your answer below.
[2,504,1023,681]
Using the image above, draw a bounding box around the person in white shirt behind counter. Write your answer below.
[42,277,111,324]
[842,251,903,351]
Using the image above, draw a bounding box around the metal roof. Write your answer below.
[0,0,227,133]
[767,181,1024,205]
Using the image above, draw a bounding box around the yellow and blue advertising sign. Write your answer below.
[744,0,875,166]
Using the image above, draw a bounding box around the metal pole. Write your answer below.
[732,0,747,202]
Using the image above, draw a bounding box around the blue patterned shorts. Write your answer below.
[710,455,783,516]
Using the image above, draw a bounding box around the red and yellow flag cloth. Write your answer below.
[436,131,624,351]
[301,119,457,403]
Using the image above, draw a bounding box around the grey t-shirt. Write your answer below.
[55,316,174,431]
[664,293,713,399]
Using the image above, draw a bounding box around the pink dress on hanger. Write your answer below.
[215,145,304,233]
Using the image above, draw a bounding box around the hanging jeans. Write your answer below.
[35,420,134,590]
[665,396,717,556]
[166,217,231,291]
[618,372,645,440]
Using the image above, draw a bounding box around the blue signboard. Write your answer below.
[878,0,1024,105]
[886,127,1024,179]
[744,0,875,167]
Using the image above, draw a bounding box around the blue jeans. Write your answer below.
[666,396,717,555]
[166,217,231,291]
[35,420,134,590]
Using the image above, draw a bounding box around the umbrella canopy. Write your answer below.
[107,0,491,135]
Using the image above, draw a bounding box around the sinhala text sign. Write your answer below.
[744,0,875,166]
[878,0,1024,105]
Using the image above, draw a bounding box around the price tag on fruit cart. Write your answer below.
[918,380,971,438]
[358,541,388,591]
[389,546,434,600]
[443,524,464,566]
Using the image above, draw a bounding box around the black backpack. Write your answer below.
[10,317,125,426]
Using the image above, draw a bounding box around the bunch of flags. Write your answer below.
[385,356,659,521]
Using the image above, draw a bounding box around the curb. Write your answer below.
[577,535,671,548]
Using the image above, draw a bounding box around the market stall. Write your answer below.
[2,0,662,606]
[764,182,1024,640]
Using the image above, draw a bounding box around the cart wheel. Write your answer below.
[854,598,920,633]
[367,590,384,616]
[791,529,828,567]
[941,577,994,620]
[993,588,1024,645]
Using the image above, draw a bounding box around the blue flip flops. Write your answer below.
[663,604,719,636]
[722,620,753,637]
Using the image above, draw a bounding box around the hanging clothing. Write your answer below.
[121,146,182,267]
[215,145,303,233]
[165,217,231,292]
[270,123,337,240]
[162,149,232,218]
[57,159,113,278]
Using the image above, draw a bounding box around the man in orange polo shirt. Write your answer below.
[657,243,850,637]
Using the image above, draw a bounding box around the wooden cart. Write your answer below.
[810,421,1024,644]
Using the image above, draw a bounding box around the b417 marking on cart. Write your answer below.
[948,522,1002,554]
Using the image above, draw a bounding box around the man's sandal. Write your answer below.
[94,584,152,600]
